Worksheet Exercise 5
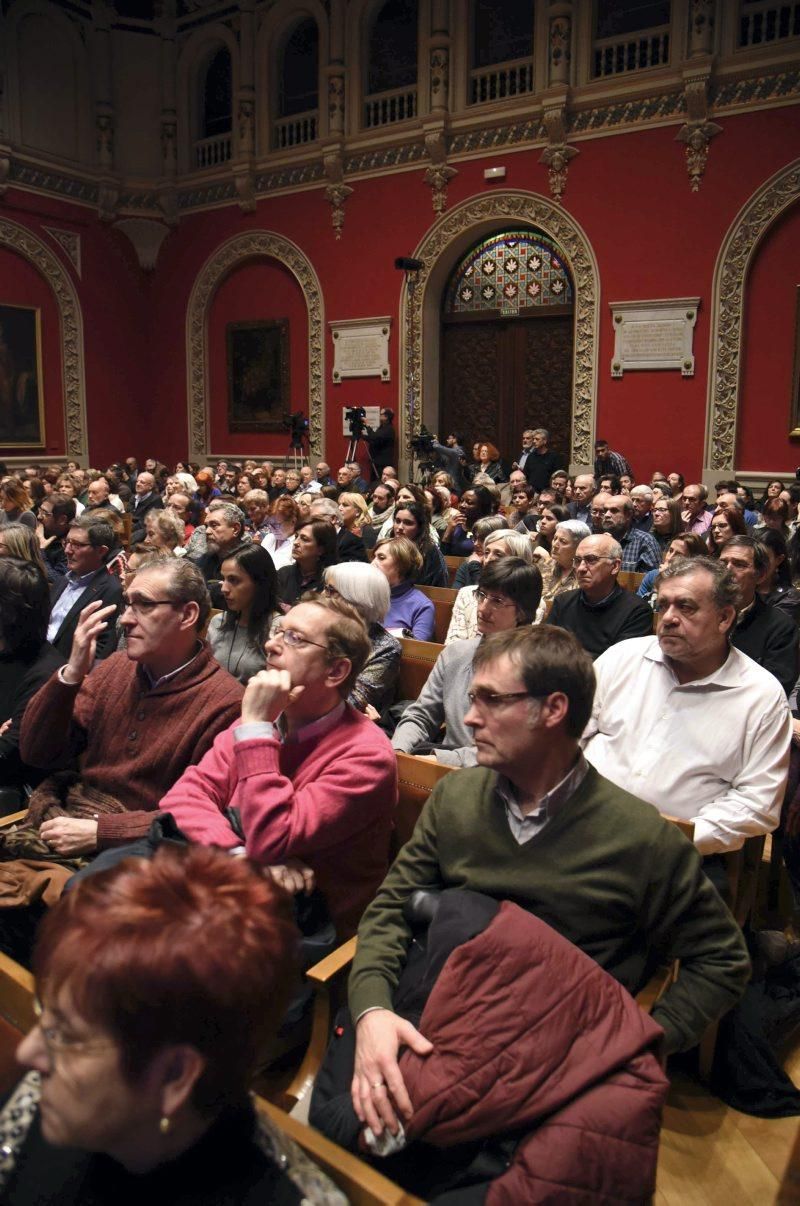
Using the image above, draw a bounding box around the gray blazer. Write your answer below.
[391,635,480,767]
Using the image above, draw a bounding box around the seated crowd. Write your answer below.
[0,437,799,1200]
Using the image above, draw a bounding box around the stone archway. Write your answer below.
[399,191,600,470]
[0,217,87,458]
[705,158,800,473]
[186,230,325,459]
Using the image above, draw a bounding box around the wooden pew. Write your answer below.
[394,751,454,856]
[618,570,645,593]
[417,585,458,644]
[443,555,464,587]
[397,637,443,700]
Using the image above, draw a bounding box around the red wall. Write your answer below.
[737,199,800,474]
[0,189,150,466]
[3,102,800,480]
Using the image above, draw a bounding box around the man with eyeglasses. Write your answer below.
[548,533,652,660]
[343,624,749,1144]
[391,558,542,765]
[600,495,660,573]
[20,559,243,862]
[46,517,124,662]
[681,484,713,535]
[156,595,397,938]
[37,493,76,581]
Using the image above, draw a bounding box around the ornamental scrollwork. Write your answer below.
[186,232,325,460]
[404,192,599,468]
[706,160,800,470]
[0,218,87,458]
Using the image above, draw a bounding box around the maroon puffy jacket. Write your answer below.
[399,901,669,1204]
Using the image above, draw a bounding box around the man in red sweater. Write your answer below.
[20,560,243,857]
[157,596,398,936]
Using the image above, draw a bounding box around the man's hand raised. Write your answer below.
[64,602,118,684]
[241,669,305,724]
[351,1008,432,1138]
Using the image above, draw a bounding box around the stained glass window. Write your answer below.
[444,231,573,316]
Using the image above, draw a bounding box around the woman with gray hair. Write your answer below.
[323,561,401,714]
[537,519,591,621]
[446,528,537,643]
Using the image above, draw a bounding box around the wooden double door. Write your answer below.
[440,310,574,463]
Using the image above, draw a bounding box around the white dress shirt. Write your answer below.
[582,635,791,854]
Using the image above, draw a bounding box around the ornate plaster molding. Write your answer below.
[676,66,721,192]
[323,148,351,238]
[403,191,599,469]
[43,225,82,276]
[423,129,457,214]
[705,157,800,471]
[185,231,325,460]
[0,217,87,457]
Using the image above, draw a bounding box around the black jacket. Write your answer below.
[732,595,799,697]
[130,492,164,544]
[548,585,653,660]
[522,448,565,492]
[364,420,396,473]
[49,568,123,661]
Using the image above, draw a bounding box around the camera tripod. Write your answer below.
[345,425,377,480]
[286,431,310,471]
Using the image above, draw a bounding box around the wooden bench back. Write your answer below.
[397,637,443,700]
[617,570,645,593]
[394,752,454,856]
[443,555,464,587]
[417,585,458,643]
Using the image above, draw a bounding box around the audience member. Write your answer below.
[548,533,653,658]
[681,484,712,535]
[668,472,685,498]
[532,503,569,555]
[452,514,507,588]
[392,558,542,765]
[652,495,685,551]
[363,408,396,480]
[37,493,76,580]
[190,501,247,606]
[757,498,792,541]
[310,495,369,564]
[584,556,791,855]
[0,477,36,531]
[719,536,799,697]
[130,471,163,544]
[758,528,800,623]
[21,559,243,860]
[518,428,564,492]
[373,536,435,640]
[347,625,749,1144]
[367,482,395,532]
[601,495,661,572]
[324,562,401,714]
[536,519,590,620]
[594,439,632,481]
[759,479,786,510]
[441,485,495,557]
[568,474,596,525]
[636,532,707,603]
[157,596,397,937]
[3,844,343,1203]
[338,491,370,537]
[589,490,610,533]
[708,505,748,556]
[0,559,65,797]
[391,500,447,586]
[507,481,537,530]
[275,518,338,611]
[166,491,197,542]
[262,495,300,570]
[47,516,123,661]
[207,544,278,684]
[630,485,654,531]
[446,531,539,643]
[598,474,622,496]
[475,442,506,484]
[0,522,50,581]
[144,508,186,555]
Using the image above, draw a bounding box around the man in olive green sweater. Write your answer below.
[349,626,750,1141]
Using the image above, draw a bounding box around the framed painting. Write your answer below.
[792,287,800,439]
[0,303,45,447]
[226,319,289,433]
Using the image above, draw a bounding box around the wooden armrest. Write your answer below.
[635,962,675,1013]
[306,937,357,986]
[0,810,27,829]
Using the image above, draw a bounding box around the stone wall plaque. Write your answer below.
[331,316,391,382]
[610,298,700,377]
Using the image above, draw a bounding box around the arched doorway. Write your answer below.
[439,229,574,459]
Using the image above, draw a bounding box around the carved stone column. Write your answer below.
[327,0,345,136]
[232,0,256,211]
[92,3,114,172]
[689,0,715,57]
[548,1,572,87]
[156,1,178,224]
[423,129,456,214]
[676,60,721,191]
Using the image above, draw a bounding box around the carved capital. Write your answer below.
[97,184,119,223]
[676,120,722,191]
[325,181,353,238]
[323,149,344,185]
[540,98,577,200]
[424,163,457,214]
[158,187,179,227]
[234,169,256,213]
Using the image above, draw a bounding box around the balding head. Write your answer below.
[601,494,633,538]
[574,533,622,603]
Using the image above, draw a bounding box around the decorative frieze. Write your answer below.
[43,226,82,276]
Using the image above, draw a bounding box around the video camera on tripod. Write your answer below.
[409,426,437,474]
[344,406,367,438]
[282,411,310,447]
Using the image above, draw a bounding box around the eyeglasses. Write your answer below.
[122,596,178,616]
[64,538,91,549]
[322,583,342,599]
[467,689,538,711]
[271,625,330,652]
[572,554,614,568]
[33,999,116,1057]
[475,589,516,610]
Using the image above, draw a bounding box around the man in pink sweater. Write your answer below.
[158,596,398,937]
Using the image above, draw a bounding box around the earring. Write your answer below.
[159,1116,171,1135]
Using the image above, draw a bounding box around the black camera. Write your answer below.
[282,411,309,445]
[345,406,366,423]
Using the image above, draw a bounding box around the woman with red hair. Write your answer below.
[1,844,343,1203]
[475,441,506,484]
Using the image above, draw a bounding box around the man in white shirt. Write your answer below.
[583,556,791,855]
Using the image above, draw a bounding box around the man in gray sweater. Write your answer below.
[391,558,542,765]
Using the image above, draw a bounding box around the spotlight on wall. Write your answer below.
[394,257,425,271]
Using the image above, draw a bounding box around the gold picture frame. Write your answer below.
[0,303,45,449]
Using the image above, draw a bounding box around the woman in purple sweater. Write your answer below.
[373,536,435,641]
